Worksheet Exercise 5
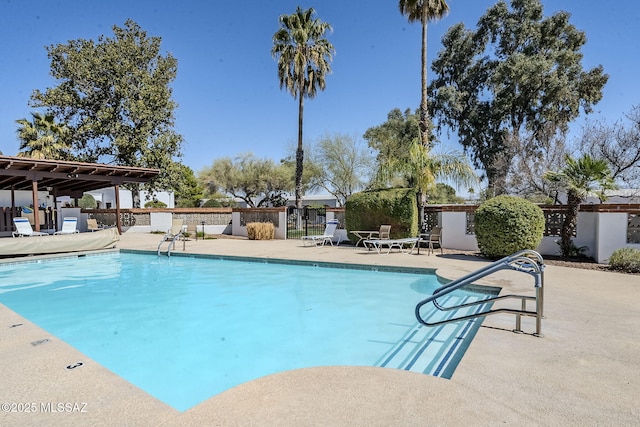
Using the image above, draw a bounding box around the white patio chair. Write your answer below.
[54,217,80,234]
[301,219,341,247]
[12,217,48,237]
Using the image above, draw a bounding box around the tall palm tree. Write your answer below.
[272,7,334,208]
[16,112,71,159]
[544,154,616,257]
[398,0,450,148]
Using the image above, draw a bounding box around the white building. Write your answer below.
[84,187,174,208]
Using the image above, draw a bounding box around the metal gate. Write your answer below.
[286,207,327,239]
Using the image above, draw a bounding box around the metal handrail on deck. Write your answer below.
[415,250,545,337]
[157,232,186,257]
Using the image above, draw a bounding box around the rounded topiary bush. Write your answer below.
[474,195,545,258]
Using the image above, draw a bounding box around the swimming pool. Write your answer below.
[0,252,496,412]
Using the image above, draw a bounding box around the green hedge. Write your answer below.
[345,188,418,242]
[474,195,544,258]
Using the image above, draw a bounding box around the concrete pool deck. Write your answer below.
[1,232,639,426]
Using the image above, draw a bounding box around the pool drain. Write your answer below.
[66,362,84,370]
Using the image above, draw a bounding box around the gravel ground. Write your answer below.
[211,235,626,273]
[439,248,613,272]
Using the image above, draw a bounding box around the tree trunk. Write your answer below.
[485,171,508,197]
[419,19,429,148]
[561,192,580,257]
[295,89,304,209]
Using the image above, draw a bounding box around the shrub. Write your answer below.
[202,198,235,207]
[345,188,418,242]
[608,247,640,273]
[78,194,97,209]
[145,199,167,208]
[246,222,275,240]
[474,195,545,258]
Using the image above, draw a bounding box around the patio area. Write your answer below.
[1,232,638,426]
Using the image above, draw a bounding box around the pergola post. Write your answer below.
[115,184,122,234]
[32,180,40,231]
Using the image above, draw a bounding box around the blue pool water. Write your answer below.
[0,252,494,411]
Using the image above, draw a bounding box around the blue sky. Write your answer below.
[1,0,638,176]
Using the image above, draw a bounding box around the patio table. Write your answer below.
[350,230,379,249]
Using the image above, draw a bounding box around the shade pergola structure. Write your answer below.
[0,155,160,234]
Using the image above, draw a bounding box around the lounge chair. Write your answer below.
[426,226,443,255]
[12,217,48,237]
[54,217,80,234]
[301,219,341,247]
[157,219,186,256]
[362,237,420,254]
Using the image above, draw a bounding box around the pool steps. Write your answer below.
[377,295,490,379]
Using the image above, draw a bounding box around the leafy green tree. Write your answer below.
[364,107,474,225]
[173,164,205,208]
[364,108,421,172]
[15,112,71,159]
[375,140,477,199]
[310,133,374,206]
[544,154,616,258]
[78,193,97,209]
[198,153,293,208]
[202,195,236,208]
[428,183,465,204]
[429,0,608,194]
[375,140,476,232]
[399,0,450,147]
[30,19,183,193]
[272,7,334,209]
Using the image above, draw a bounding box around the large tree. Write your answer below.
[363,107,473,225]
[30,19,183,195]
[198,153,293,208]
[374,139,477,201]
[544,154,616,258]
[398,0,450,148]
[429,0,608,194]
[15,112,71,159]
[578,106,640,192]
[505,122,570,202]
[364,108,421,173]
[310,133,374,206]
[272,7,334,209]
[173,164,205,208]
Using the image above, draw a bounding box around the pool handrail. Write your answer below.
[415,249,545,337]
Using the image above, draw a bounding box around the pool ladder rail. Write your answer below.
[157,230,186,257]
[415,250,545,337]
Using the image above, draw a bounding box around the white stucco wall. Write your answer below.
[594,212,640,263]
[0,190,52,208]
[440,211,478,251]
[86,187,173,208]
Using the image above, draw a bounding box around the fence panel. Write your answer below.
[286,207,326,239]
